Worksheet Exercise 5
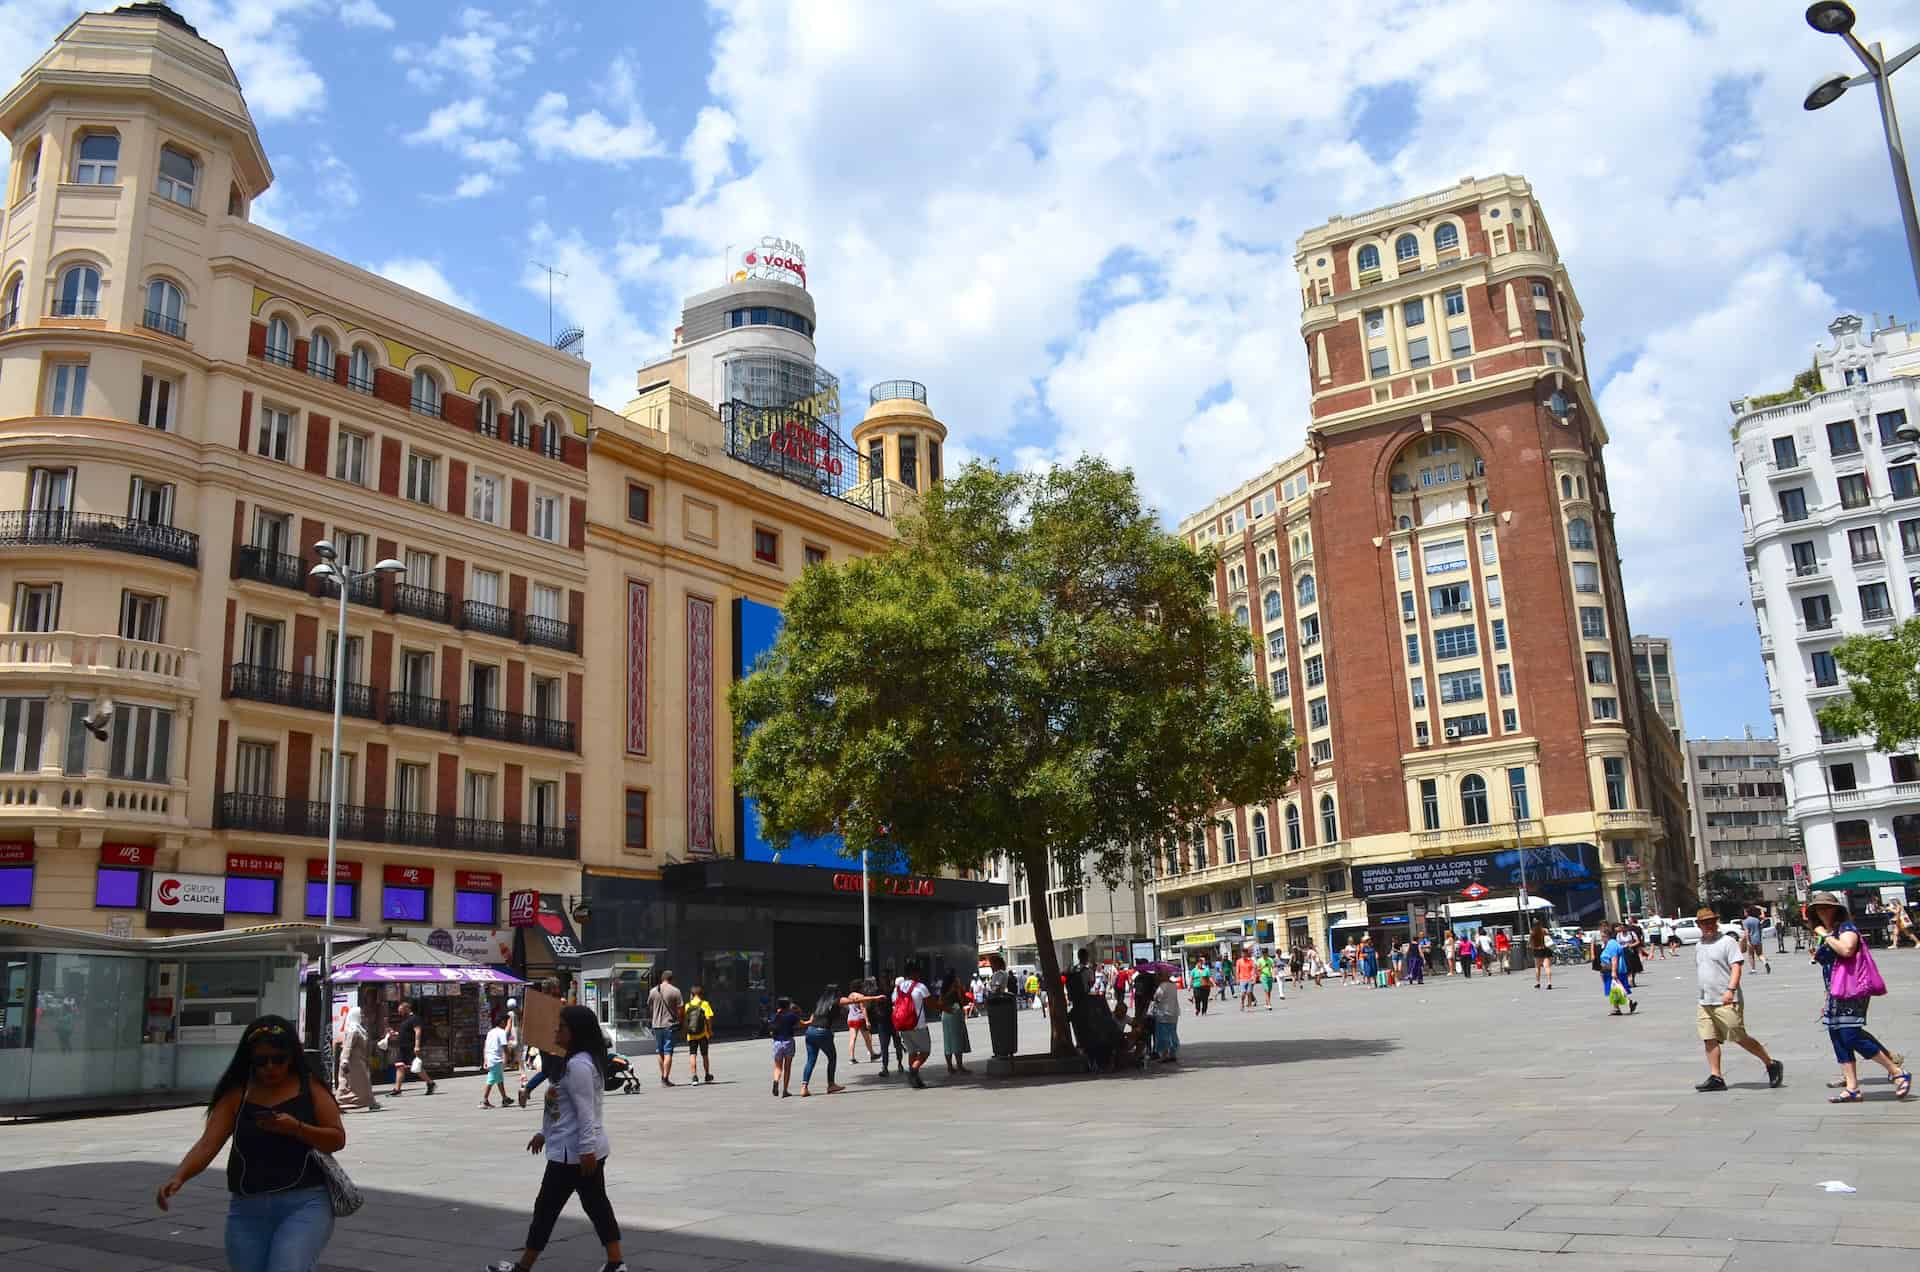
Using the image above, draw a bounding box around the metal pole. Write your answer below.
[861,846,873,980]
[1868,43,1920,301]
[320,570,349,1080]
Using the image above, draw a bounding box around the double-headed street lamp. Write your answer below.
[1803,2,1920,298]
[308,540,405,1075]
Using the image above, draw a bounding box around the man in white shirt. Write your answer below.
[892,958,935,1089]
[481,1012,510,1109]
[1694,908,1784,1093]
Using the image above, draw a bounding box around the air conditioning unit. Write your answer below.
[1444,725,1459,740]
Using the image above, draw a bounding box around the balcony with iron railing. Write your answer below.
[215,792,578,860]
[48,298,98,318]
[392,583,452,625]
[0,306,19,331]
[458,705,575,752]
[228,663,376,719]
[142,308,186,339]
[522,613,577,653]
[385,692,448,732]
[870,379,928,405]
[231,544,308,591]
[0,510,199,568]
[459,599,516,639]
[347,372,375,394]
[261,344,294,368]
[411,394,442,418]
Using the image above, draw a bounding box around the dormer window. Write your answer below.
[72,132,119,184]
[156,146,197,207]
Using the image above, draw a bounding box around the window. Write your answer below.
[1560,474,1574,499]
[1285,805,1302,851]
[1839,473,1871,509]
[1436,223,1460,254]
[1603,757,1628,809]
[1429,582,1470,615]
[411,369,441,417]
[110,704,171,783]
[1448,326,1472,359]
[1269,666,1289,698]
[28,467,73,519]
[1407,336,1431,369]
[308,331,334,380]
[1310,738,1332,764]
[1892,464,1920,500]
[1221,820,1236,864]
[1410,675,1426,708]
[1903,520,1920,558]
[1803,594,1834,629]
[1878,410,1909,445]
[395,761,429,814]
[1304,653,1324,687]
[754,527,779,564]
[406,452,437,505]
[1485,575,1502,608]
[510,404,530,448]
[155,144,197,206]
[1566,517,1594,550]
[531,492,562,542]
[470,568,501,610]
[1264,590,1284,621]
[1849,525,1882,563]
[255,405,291,462]
[12,584,58,632]
[928,439,942,483]
[1297,574,1316,605]
[1576,606,1607,640]
[121,591,163,643]
[1406,633,1422,665]
[1445,712,1489,739]
[1300,614,1319,645]
[1491,619,1507,651]
[15,137,39,200]
[348,346,374,393]
[136,372,177,430]
[1400,590,1416,623]
[1417,779,1440,830]
[1439,669,1484,703]
[476,393,498,437]
[1497,663,1514,696]
[1859,581,1892,619]
[1778,487,1809,522]
[334,428,368,484]
[127,476,173,526]
[1433,625,1478,659]
[1395,233,1419,265]
[1266,631,1285,661]
[1308,697,1328,729]
[470,472,500,524]
[1828,419,1861,456]
[1320,794,1338,841]
[1586,653,1613,685]
[1772,436,1798,468]
[463,770,496,820]
[1502,707,1518,731]
[142,278,185,337]
[1534,310,1554,340]
[72,132,118,184]
[1233,604,1250,628]
[868,439,885,482]
[52,263,100,320]
[1369,347,1390,379]
[1357,244,1380,280]
[1572,561,1601,593]
[1403,297,1425,327]
[900,436,918,489]
[1395,547,1411,581]
[1423,538,1467,575]
[262,316,293,367]
[1461,774,1489,825]
[1508,767,1530,820]
[1812,650,1839,687]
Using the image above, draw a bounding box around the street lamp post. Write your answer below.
[1802,2,1920,298]
[308,541,405,1078]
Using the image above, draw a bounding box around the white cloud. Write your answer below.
[339,0,394,30]
[393,8,534,92]
[452,172,497,199]
[526,89,665,164]
[406,96,493,145]
[370,257,477,313]
[683,107,738,200]
[177,0,327,119]
[313,148,359,209]
[459,137,522,170]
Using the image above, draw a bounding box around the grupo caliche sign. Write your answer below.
[1352,842,1600,898]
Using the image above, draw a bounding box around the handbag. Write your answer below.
[1830,942,1889,998]
[309,1149,363,1217]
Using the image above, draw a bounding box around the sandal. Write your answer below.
[1896,1072,1912,1099]
[1828,1088,1864,1103]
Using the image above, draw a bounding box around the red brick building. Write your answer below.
[1160,176,1693,955]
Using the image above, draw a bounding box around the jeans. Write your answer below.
[1829,1025,1887,1064]
[1151,1020,1179,1058]
[525,1158,621,1252]
[226,1187,334,1272]
[802,1026,837,1085]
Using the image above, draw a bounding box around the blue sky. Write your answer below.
[6,0,1920,743]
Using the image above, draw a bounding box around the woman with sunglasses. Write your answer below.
[155,1014,347,1271]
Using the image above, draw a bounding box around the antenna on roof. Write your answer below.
[530,260,568,343]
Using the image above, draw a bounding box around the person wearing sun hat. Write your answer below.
[1692,907,1785,1093]
[1807,891,1911,1102]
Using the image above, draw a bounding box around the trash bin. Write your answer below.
[986,993,1018,1057]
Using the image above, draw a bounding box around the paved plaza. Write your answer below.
[2,947,1918,1272]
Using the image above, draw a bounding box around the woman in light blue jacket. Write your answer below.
[488,1006,627,1272]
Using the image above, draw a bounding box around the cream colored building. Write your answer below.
[1,6,589,952]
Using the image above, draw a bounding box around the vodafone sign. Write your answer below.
[148,871,224,916]
[733,236,807,289]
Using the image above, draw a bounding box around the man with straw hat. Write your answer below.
[1692,907,1785,1093]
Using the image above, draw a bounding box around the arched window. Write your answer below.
[1395,233,1420,263]
[156,145,197,207]
[411,369,442,416]
[17,139,40,199]
[348,345,374,393]
[55,264,100,317]
[1461,774,1490,826]
[1435,222,1460,252]
[1397,515,1412,530]
[1191,827,1207,871]
[1357,244,1380,275]
[1560,474,1573,499]
[264,315,293,365]
[476,392,498,437]
[308,331,334,380]
[1577,476,1587,499]
[1252,811,1268,857]
[1233,604,1250,627]
[1263,591,1284,621]
[1297,574,1316,606]
[1320,794,1338,842]
[1566,516,1593,550]
[542,413,565,458]
[228,184,246,217]
[2,274,22,326]
[144,278,184,336]
[1285,805,1301,852]
[1221,820,1236,864]
[72,132,118,184]
[511,404,530,447]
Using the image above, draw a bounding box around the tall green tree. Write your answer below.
[731,457,1296,1052]
[1814,617,1920,753]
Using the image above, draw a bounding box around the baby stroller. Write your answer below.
[604,1052,643,1095]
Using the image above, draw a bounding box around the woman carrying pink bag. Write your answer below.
[1808,891,1910,1102]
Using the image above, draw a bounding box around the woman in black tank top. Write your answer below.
[156,1016,347,1272]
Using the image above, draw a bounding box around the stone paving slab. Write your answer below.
[1,947,1915,1270]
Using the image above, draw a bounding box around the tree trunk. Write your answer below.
[1022,849,1076,1055]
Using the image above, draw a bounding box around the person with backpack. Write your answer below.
[868,968,903,1076]
[683,985,716,1085]
[891,960,936,1089]
[1808,893,1910,1102]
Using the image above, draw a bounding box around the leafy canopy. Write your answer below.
[731,456,1297,889]
[1815,617,1920,754]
